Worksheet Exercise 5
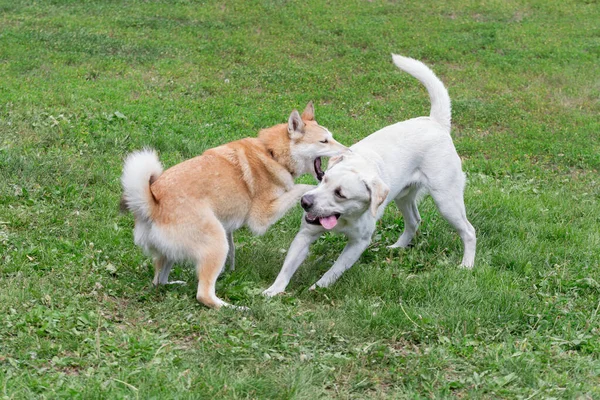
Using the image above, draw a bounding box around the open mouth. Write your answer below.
[314,157,324,181]
[305,212,341,230]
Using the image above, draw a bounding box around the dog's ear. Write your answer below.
[301,101,315,121]
[288,109,305,139]
[327,154,344,169]
[364,176,390,217]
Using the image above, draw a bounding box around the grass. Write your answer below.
[1,0,599,398]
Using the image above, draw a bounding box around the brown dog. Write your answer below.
[121,103,348,308]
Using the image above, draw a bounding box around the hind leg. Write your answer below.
[388,189,422,249]
[430,188,476,268]
[152,255,172,285]
[152,255,185,286]
[226,231,235,272]
[194,220,231,309]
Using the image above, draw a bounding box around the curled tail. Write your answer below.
[120,149,163,220]
[391,54,451,132]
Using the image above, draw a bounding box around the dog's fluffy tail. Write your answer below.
[120,149,163,221]
[391,54,451,132]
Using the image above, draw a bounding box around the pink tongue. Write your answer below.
[319,215,338,230]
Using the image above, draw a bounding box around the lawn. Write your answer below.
[1,0,599,398]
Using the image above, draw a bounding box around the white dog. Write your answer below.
[264,54,476,296]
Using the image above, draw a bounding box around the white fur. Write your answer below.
[264,54,476,296]
[392,54,451,131]
[121,150,190,264]
[121,149,163,221]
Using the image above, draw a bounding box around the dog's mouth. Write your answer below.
[314,157,324,181]
[305,212,341,230]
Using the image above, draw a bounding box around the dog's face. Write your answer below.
[287,102,349,180]
[300,154,390,230]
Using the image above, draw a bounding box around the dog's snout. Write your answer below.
[301,194,314,210]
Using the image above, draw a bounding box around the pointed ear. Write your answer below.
[364,176,390,217]
[301,101,314,121]
[287,109,305,139]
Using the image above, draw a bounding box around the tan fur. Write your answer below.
[121,103,348,308]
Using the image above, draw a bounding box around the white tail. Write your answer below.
[391,54,451,132]
[121,149,163,220]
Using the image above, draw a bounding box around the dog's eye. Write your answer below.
[334,188,346,199]
[320,139,329,143]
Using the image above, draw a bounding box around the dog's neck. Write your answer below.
[258,124,298,177]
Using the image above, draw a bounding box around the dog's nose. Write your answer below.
[301,194,314,211]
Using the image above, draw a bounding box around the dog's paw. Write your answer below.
[167,280,187,285]
[262,287,284,297]
[387,240,413,249]
[299,184,317,192]
[459,262,474,270]
[225,304,250,312]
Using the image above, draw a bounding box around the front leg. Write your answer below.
[268,184,315,226]
[311,236,372,289]
[263,224,323,296]
[249,184,315,235]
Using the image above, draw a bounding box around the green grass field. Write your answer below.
[1,0,599,398]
